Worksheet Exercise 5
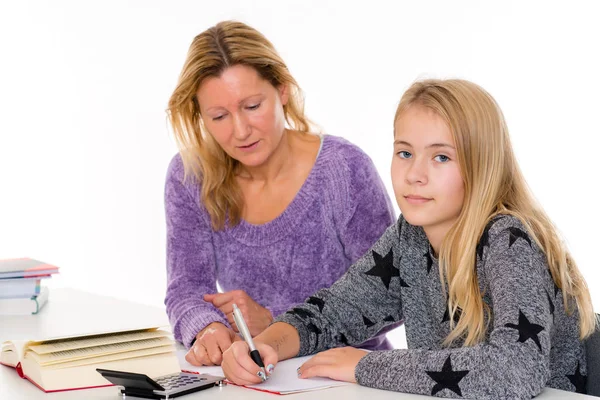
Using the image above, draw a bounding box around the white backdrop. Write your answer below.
[1,1,598,348]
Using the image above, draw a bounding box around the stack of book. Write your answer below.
[0,258,59,315]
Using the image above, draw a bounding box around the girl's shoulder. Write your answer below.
[477,213,543,263]
[480,214,530,242]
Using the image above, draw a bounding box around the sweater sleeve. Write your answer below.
[355,224,554,399]
[274,221,403,355]
[337,146,396,263]
[164,156,229,348]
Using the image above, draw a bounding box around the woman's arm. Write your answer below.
[164,156,229,348]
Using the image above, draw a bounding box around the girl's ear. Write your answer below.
[278,84,289,106]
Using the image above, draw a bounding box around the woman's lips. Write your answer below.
[237,141,259,152]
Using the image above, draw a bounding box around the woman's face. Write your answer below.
[196,64,289,167]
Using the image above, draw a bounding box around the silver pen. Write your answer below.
[232,303,265,369]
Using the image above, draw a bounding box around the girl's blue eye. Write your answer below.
[434,155,450,162]
[397,151,412,159]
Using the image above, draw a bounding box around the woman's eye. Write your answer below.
[397,151,412,159]
[212,114,225,121]
[434,155,450,162]
[246,103,261,111]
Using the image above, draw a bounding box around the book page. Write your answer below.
[28,336,174,365]
[177,349,351,394]
[28,328,167,354]
[1,340,32,366]
[36,344,175,370]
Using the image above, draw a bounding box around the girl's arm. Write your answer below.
[221,220,404,385]
[355,224,556,399]
[273,220,404,355]
[254,322,301,361]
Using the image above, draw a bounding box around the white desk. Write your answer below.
[0,289,594,399]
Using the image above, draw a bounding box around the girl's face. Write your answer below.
[196,64,289,167]
[392,105,465,235]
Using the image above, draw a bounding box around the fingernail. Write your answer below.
[257,370,266,381]
[296,367,301,378]
[266,364,275,374]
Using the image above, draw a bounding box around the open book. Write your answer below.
[1,328,180,392]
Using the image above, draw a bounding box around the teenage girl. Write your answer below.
[221,79,595,398]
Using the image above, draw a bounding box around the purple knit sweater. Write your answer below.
[164,135,397,349]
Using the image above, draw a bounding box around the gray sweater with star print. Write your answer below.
[274,214,588,399]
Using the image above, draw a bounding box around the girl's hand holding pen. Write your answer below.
[222,341,278,385]
[204,290,273,336]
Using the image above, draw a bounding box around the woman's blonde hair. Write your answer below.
[168,20,313,229]
[394,79,595,345]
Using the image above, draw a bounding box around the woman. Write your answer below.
[164,20,396,366]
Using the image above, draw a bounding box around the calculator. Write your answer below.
[96,368,225,399]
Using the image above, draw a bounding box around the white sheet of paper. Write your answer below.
[177,349,351,394]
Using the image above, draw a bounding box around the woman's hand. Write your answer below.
[204,290,273,336]
[297,347,369,383]
[185,322,240,366]
[222,341,279,385]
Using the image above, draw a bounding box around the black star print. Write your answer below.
[307,296,325,312]
[400,277,410,287]
[476,216,503,260]
[424,251,434,274]
[286,308,315,320]
[508,227,532,248]
[567,362,587,394]
[475,223,492,260]
[365,249,399,290]
[505,310,544,351]
[425,356,469,397]
[307,322,321,348]
[554,280,560,297]
[383,315,395,322]
[306,322,322,335]
[337,332,349,345]
[363,315,376,328]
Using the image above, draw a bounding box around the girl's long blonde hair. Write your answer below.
[168,20,313,229]
[395,79,595,345]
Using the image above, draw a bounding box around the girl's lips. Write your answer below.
[404,195,432,204]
